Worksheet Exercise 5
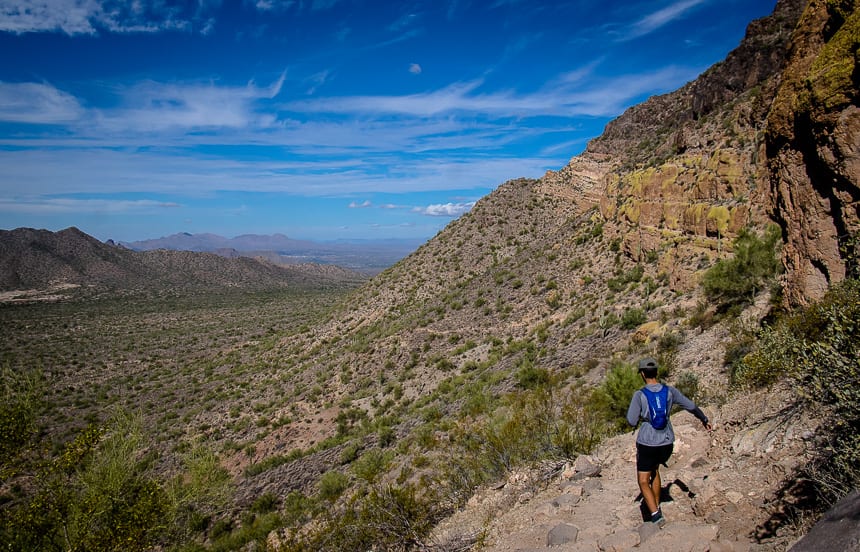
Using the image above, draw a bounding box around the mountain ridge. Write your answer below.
[122,232,424,273]
[0,226,366,298]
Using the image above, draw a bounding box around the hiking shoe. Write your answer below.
[651,510,666,528]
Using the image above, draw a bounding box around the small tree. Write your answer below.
[591,361,642,430]
[702,224,782,312]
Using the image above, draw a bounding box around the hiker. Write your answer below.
[627,357,712,527]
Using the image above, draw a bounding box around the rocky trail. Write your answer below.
[431,384,821,552]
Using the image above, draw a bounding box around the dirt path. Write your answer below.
[431,386,817,552]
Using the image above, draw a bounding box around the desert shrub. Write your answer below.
[281,491,315,526]
[591,361,642,430]
[516,360,551,389]
[607,265,643,292]
[702,225,782,313]
[657,331,683,354]
[0,412,171,552]
[169,442,233,540]
[673,372,700,404]
[736,278,860,504]
[340,441,361,464]
[0,365,43,463]
[207,512,282,552]
[443,385,608,504]
[285,483,441,552]
[377,425,396,448]
[250,492,278,514]
[318,470,350,502]
[621,307,647,329]
[352,449,394,484]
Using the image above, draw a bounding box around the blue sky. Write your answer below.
[0,0,778,242]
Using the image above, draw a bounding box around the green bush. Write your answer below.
[591,361,642,430]
[1,413,171,552]
[516,360,551,390]
[442,385,608,503]
[702,225,782,312]
[318,470,350,502]
[0,366,43,463]
[736,278,860,504]
[674,372,700,404]
[352,448,393,484]
[284,483,441,551]
[621,307,647,330]
[250,492,278,514]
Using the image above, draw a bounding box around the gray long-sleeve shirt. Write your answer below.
[627,383,709,446]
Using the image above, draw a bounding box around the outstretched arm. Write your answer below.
[689,406,713,431]
[671,387,712,430]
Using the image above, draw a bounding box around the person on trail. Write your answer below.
[627,357,712,527]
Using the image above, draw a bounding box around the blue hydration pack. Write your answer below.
[642,386,669,430]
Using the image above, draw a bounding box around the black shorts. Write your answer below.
[636,443,674,473]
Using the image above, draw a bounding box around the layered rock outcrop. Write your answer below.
[545,0,808,293]
[546,0,860,303]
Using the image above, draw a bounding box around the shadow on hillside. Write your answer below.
[752,474,820,542]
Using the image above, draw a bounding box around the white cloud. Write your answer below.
[0,197,181,214]
[0,0,211,35]
[409,63,422,75]
[255,0,297,12]
[282,64,696,119]
[348,200,372,208]
[0,81,84,123]
[414,202,475,217]
[83,76,284,133]
[0,62,701,199]
[622,0,708,41]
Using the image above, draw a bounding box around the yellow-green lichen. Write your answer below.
[686,203,709,224]
[808,4,860,111]
[707,206,732,236]
[619,201,641,224]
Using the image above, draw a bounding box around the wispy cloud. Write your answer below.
[282,64,695,118]
[0,197,181,214]
[409,63,422,75]
[0,81,84,123]
[388,12,421,32]
[0,59,700,200]
[0,0,214,35]
[96,76,284,133]
[621,0,708,42]
[348,200,372,208]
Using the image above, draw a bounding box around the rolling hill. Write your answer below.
[0,226,367,299]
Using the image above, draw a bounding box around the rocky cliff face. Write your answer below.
[545,0,859,305]
[765,0,860,304]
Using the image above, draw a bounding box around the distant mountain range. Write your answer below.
[0,227,367,298]
[120,232,424,274]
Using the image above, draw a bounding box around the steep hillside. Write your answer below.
[4,1,858,551]
[0,226,366,299]
[246,0,810,458]
[223,0,857,547]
